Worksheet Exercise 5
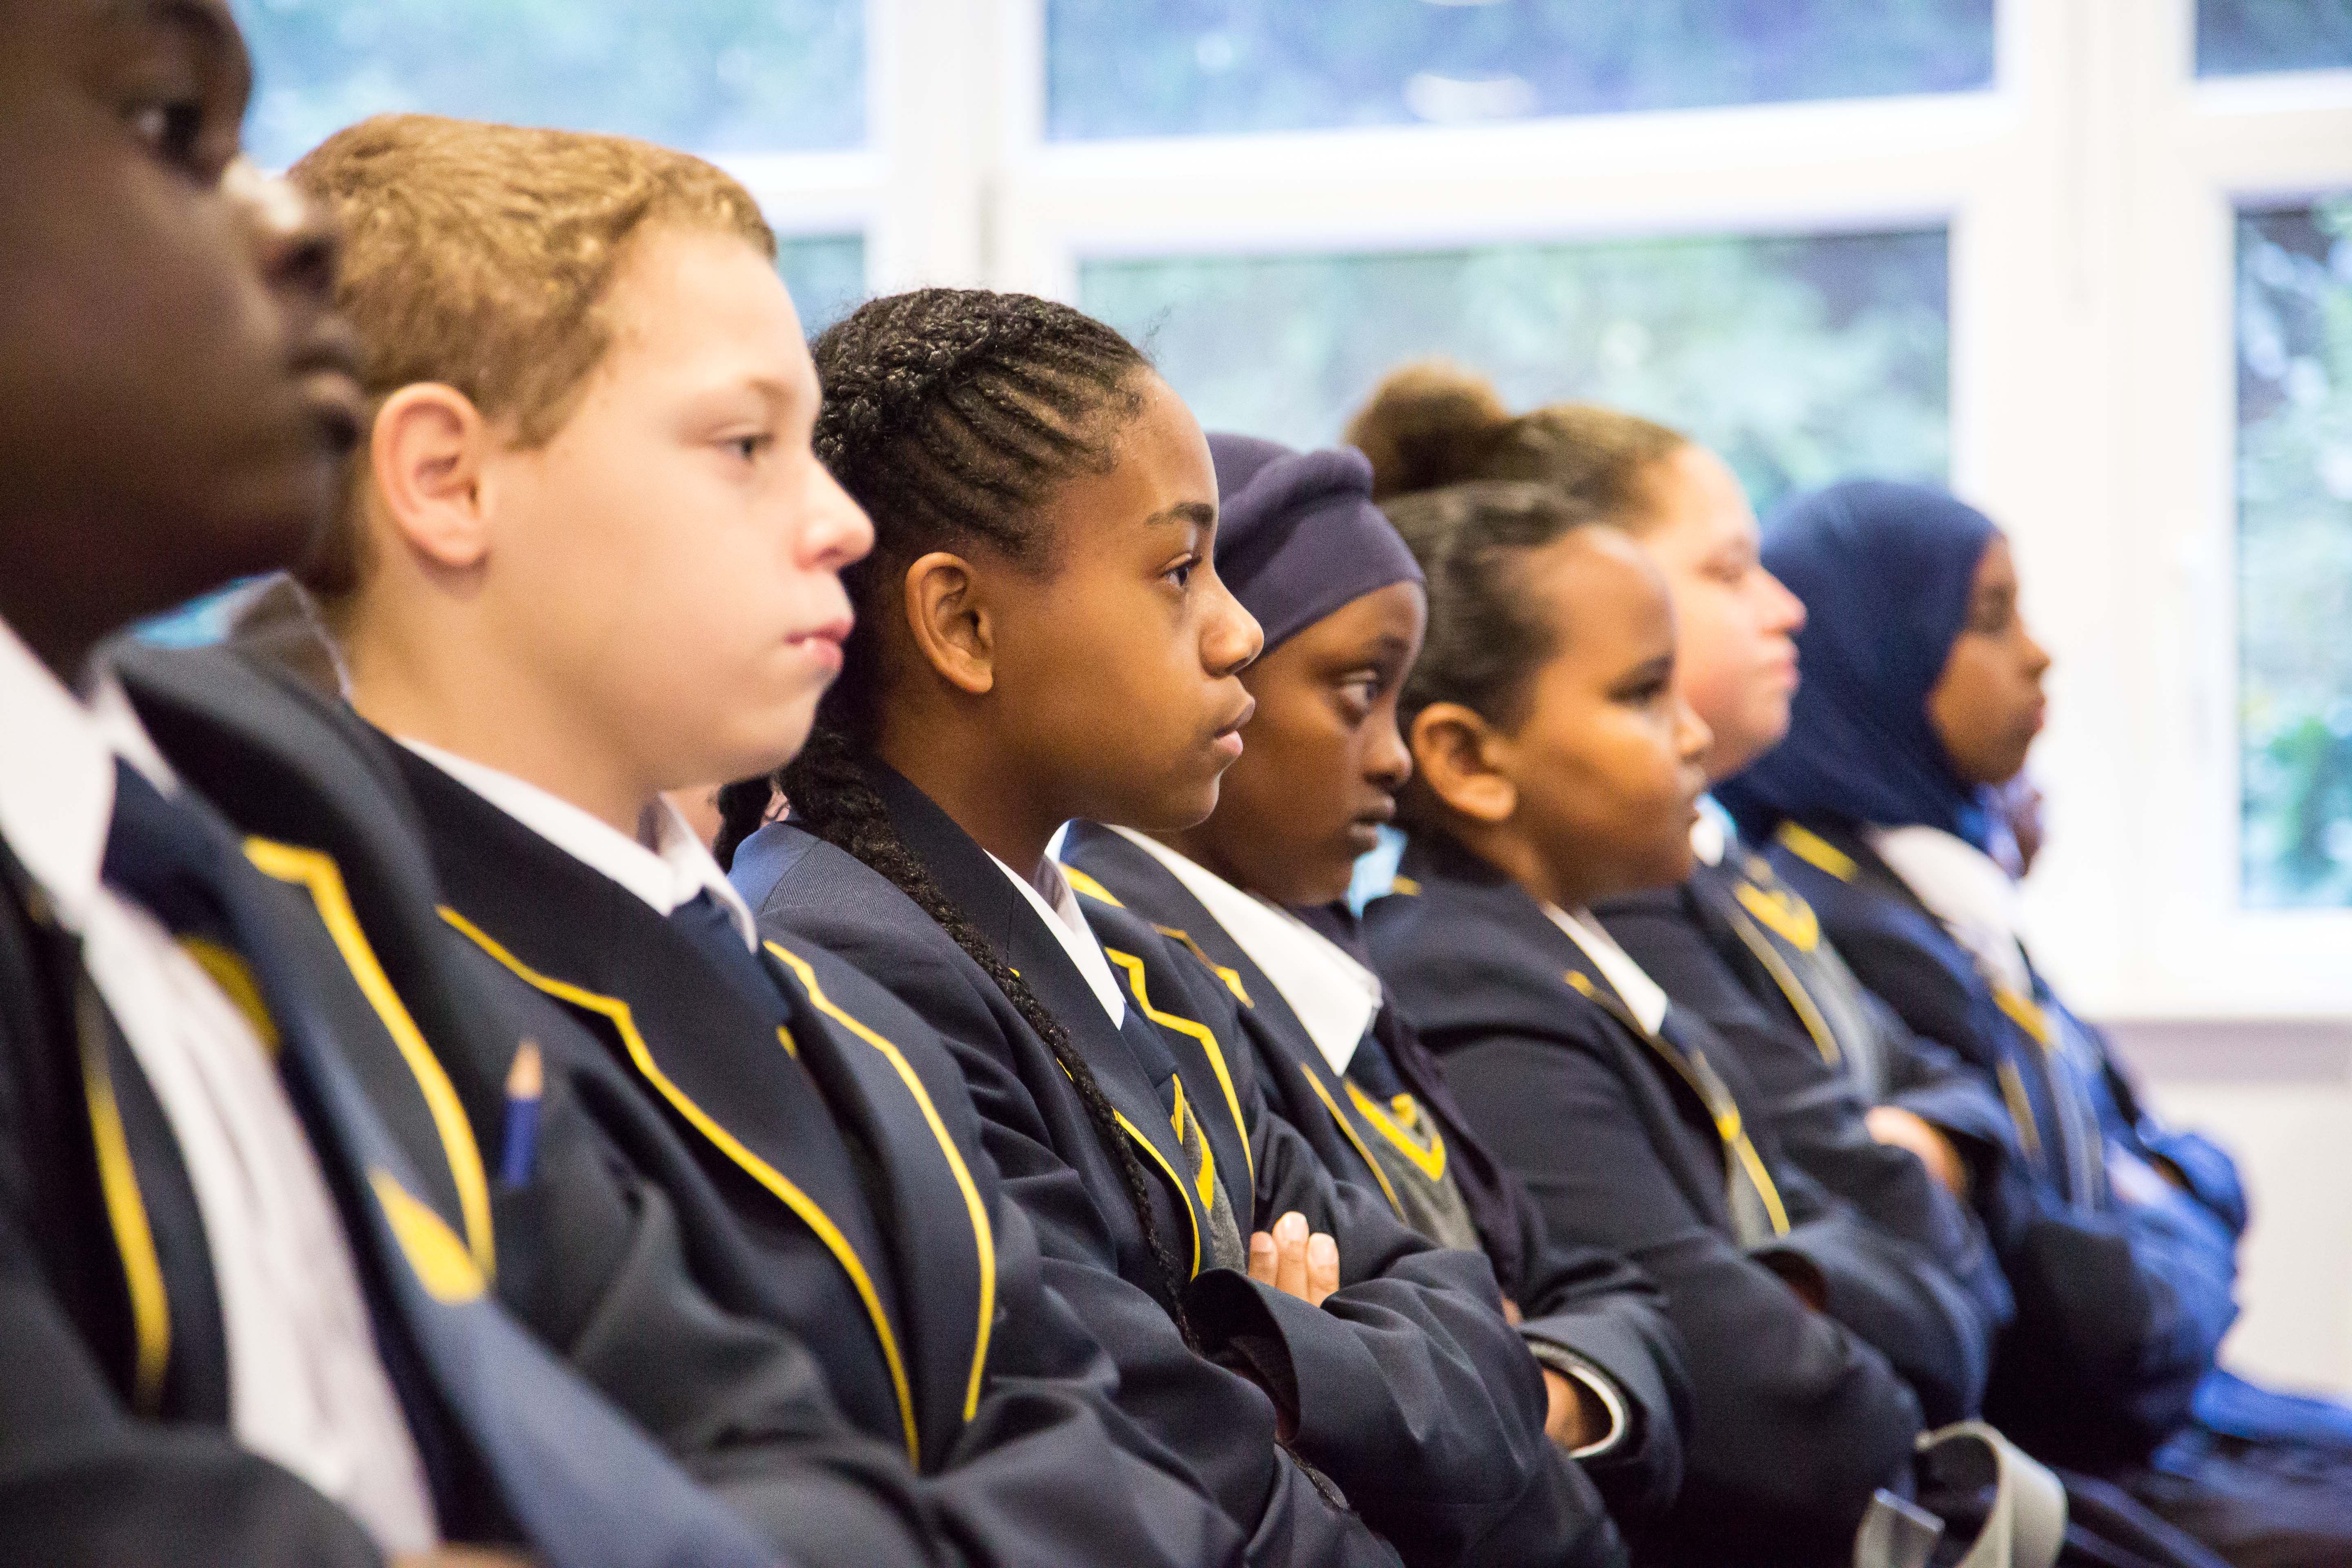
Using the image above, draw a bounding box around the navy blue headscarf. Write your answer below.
[1716,479,2002,850]
[1209,433,1423,654]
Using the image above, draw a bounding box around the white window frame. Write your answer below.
[753,0,2352,1019]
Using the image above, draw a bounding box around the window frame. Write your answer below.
[771,0,2352,1016]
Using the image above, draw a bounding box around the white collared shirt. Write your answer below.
[1866,824,2033,995]
[1544,904,1670,1036]
[1690,795,1735,869]
[1111,828,1381,1075]
[397,738,757,950]
[989,843,1127,1027]
[0,621,435,1554]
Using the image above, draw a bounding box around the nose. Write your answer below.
[800,462,874,571]
[1200,564,1263,679]
[1762,566,1806,636]
[1366,708,1413,791]
[1672,691,1713,766]
[223,157,339,307]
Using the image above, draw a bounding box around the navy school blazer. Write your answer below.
[1757,818,2244,1467]
[1058,819,1692,1525]
[112,643,1247,1568]
[735,760,1624,1568]
[1594,846,2015,1344]
[1361,833,1987,1568]
[3,705,778,1564]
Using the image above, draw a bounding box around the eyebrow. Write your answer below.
[1144,501,1216,530]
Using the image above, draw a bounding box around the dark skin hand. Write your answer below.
[0,0,358,682]
[1167,579,1602,1445]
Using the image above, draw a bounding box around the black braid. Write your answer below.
[786,288,1201,1334]
[785,731,1200,1341]
[712,773,779,872]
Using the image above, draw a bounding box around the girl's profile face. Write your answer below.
[1636,445,1806,782]
[1927,534,2050,786]
[1486,529,1712,906]
[988,373,1264,832]
[1186,581,1427,906]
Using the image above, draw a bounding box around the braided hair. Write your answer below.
[754,288,1200,1331]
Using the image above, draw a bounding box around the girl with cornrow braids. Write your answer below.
[725,287,1625,1568]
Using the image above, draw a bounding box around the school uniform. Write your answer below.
[1363,830,2013,1568]
[1058,818,1692,1525]
[735,758,1624,1568]
[110,640,1248,1568]
[1717,478,2352,1567]
[1751,817,2352,1564]
[0,625,778,1568]
[1595,801,2015,1343]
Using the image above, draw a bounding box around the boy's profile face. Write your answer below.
[0,0,358,674]
[477,224,872,794]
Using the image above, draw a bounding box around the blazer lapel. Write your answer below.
[755,935,996,1463]
[872,769,1214,1275]
[399,752,928,1451]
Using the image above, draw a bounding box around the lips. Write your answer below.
[788,614,853,672]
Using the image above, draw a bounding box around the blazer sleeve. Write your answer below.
[0,1204,385,1568]
[1437,1029,1922,1552]
[1600,898,2013,1359]
[1486,1169,1690,1526]
[752,891,1399,1568]
[1154,954,1622,1568]
[472,954,1247,1568]
[1823,925,2238,1461]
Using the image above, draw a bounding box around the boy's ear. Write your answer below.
[1410,703,1517,824]
[902,550,995,696]
[371,383,493,572]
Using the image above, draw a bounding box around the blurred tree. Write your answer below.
[1048,0,1994,140]
[2238,198,2352,907]
[230,0,863,168]
[777,235,868,335]
[1080,228,1949,514]
[2198,0,2352,76]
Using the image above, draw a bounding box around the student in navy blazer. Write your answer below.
[1057,432,1692,1528]
[729,290,1619,1567]
[1,16,799,1563]
[1719,480,2352,1564]
[1355,481,2020,1567]
[219,116,1262,1568]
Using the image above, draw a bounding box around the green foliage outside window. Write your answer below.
[1080,229,1949,517]
[2238,198,2352,907]
[230,0,864,169]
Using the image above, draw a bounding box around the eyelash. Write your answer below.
[1164,556,1198,589]
[728,434,773,463]
[127,100,206,172]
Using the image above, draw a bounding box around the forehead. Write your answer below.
[600,224,808,379]
[1528,528,1673,650]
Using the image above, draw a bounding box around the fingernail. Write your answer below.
[1309,1234,1337,1268]
[1279,1212,1307,1242]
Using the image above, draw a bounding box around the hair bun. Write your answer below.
[1345,360,1513,499]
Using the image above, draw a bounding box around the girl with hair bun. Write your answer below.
[724,289,1620,1568]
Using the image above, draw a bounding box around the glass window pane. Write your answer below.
[1080,228,1949,515]
[777,234,868,335]
[232,0,864,170]
[1047,0,1994,141]
[2198,0,2352,77]
[2237,198,2352,908]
